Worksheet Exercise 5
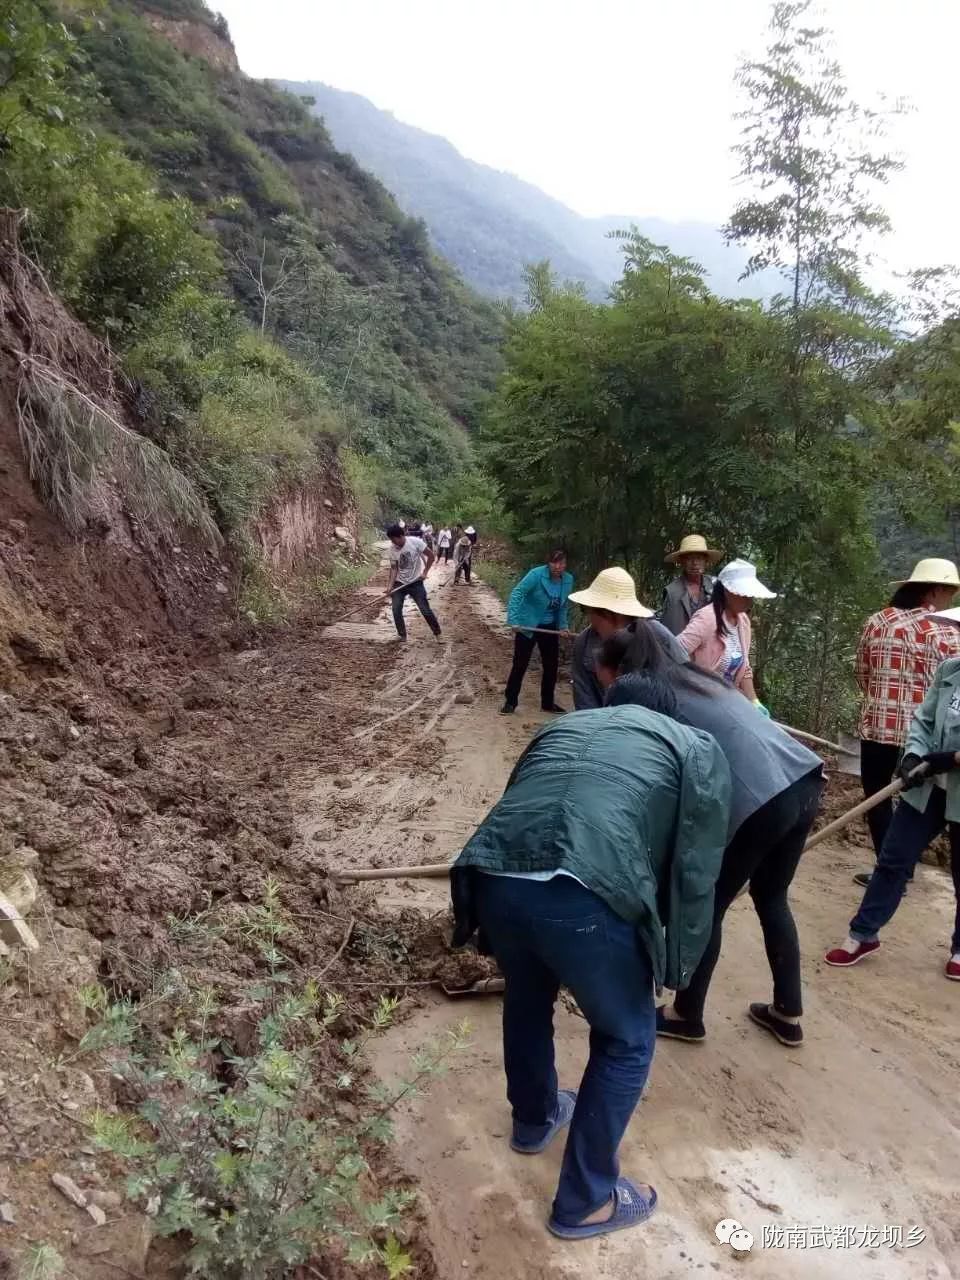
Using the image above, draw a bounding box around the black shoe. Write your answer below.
[853,871,872,888]
[541,703,567,714]
[655,1006,705,1043]
[748,1002,803,1048]
[500,702,516,715]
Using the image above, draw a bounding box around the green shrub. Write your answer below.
[80,882,470,1279]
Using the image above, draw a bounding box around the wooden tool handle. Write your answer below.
[774,722,843,753]
[333,862,453,883]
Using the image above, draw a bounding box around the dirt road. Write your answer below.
[304,554,960,1280]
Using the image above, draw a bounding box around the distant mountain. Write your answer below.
[280,81,766,302]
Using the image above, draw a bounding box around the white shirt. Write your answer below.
[390,536,427,587]
[437,528,452,548]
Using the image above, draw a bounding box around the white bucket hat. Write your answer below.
[890,558,960,589]
[932,607,960,625]
[718,558,777,600]
[568,567,654,618]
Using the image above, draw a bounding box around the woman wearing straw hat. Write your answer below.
[851,558,960,888]
[677,559,775,706]
[569,567,685,710]
[826,605,960,980]
[661,535,722,636]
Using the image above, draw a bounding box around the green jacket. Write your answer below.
[453,706,731,991]
[903,655,960,823]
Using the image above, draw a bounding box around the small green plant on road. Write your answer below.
[80,880,470,1279]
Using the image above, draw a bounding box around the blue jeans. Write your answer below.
[391,579,441,640]
[474,873,655,1226]
[850,787,960,953]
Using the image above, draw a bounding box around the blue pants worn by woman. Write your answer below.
[474,873,655,1227]
[850,787,960,953]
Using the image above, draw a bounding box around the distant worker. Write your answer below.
[450,682,731,1239]
[453,530,474,584]
[437,525,453,563]
[851,558,960,888]
[826,604,960,981]
[678,559,774,709]
[597,629,823,1047]
[385,523,442,643]
[660,534,721,636]
[502,550,573,715]
[568,567,685,710]
[465,525,478,545]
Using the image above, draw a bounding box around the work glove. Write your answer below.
[752,699,771,718]
[920,750,960,774]
[897,753,927,788]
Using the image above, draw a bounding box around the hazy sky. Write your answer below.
[213,0,958,274]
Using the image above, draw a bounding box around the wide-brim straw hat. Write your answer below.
[568,567,654,618]
[718,558,777,600]
[890,558,960,588]
[932,607,960,625]
[665,534,723,566]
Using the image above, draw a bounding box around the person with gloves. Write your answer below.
[826,606,960,981]
[677,558,774,713]
[450,671,730,1240]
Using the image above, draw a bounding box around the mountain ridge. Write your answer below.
[282,81,763,301]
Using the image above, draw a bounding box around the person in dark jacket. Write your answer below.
[660,534,721,635]
[568,567,686,710]
[451,688,730,1240]
[597,628,824,1048]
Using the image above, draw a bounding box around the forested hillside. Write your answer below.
[1,0,501,557]
[482,5,960,735]
[284,81,764,301]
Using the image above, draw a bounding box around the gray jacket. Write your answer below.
[660,575,715,636]
[672,682,822,838]
[572,620,686,711]
[903,655,960,823]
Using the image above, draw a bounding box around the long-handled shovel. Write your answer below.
[332,766,933,884]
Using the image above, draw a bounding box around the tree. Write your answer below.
[233,233,306,336]
[725,0,903,314]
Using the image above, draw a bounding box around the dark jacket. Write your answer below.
[451,706,731,991]
[571,620,687,711]
[660,575,715,636]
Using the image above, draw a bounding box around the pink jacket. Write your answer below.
[678,606,752,688]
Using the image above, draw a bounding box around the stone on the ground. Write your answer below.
[51,1172,87,1208]
[86,1203,107,1226]
[2,869,37,919]
[323,498,334,509]
[0,1202,14,1225]
[89,1190,122,1211]
[0,891,38,952]
[454,691,475,705]
[334,525,357,553]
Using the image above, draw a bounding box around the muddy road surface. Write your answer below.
[304,554,960,1280]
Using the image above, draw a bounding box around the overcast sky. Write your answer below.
[212,0,958,274]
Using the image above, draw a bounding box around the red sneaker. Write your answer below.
[824,940,880,967]
[946,957,960,982]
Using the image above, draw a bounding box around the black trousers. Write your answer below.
[454,557,472,583]
[391,579,441,640]
[860,738,902,859]
[504,628,559,710]
[440,546,452,563]
[674,769,824,1022]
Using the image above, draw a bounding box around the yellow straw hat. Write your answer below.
[889,558,960,588]
[665,534,722,566]
[568,567,654,618]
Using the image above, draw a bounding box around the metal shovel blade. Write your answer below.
[836,731,861,778]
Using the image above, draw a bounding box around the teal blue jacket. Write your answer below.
[903,656,960,823]
[507,566,574,636]
[453,706,731,991]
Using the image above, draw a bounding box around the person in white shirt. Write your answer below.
[386,523,441,642]
[437,526,453,563]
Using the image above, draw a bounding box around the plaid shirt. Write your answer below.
[855,608,960,745]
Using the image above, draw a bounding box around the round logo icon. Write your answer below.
[715,1218,743,1245]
